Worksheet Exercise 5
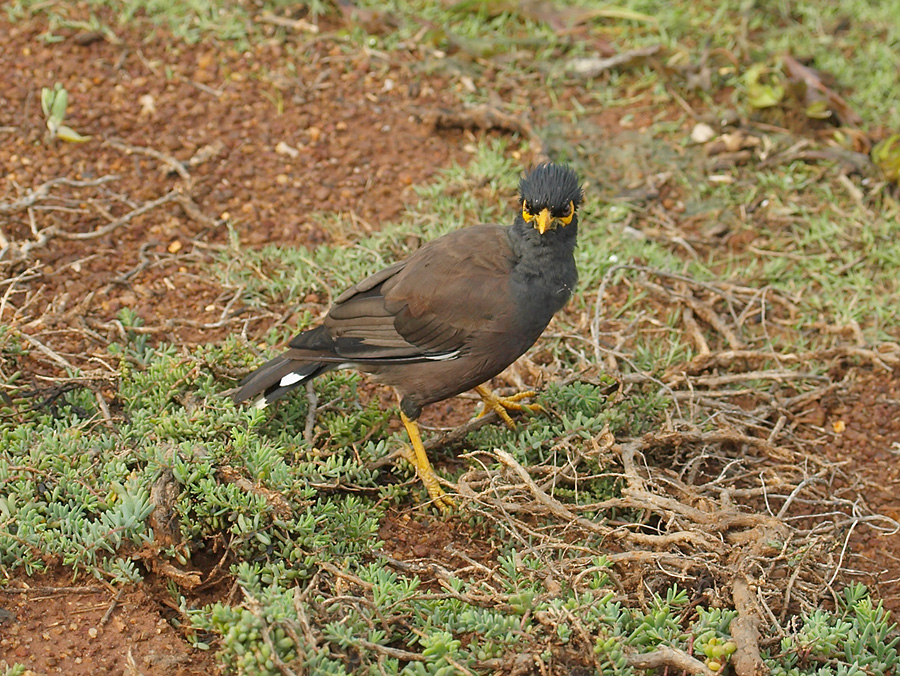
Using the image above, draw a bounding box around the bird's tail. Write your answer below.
[231,355,330,408]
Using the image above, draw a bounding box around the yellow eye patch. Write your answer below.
[559,201,575,225]
[524,201,575,229]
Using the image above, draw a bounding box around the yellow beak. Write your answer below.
[536,208,552,235]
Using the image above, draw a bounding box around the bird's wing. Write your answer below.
[288,225,513,362]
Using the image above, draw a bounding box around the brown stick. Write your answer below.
[640,277,745,350]
[426,104,548,161]
[495,448,610,535]
[0,586,106,594]
[670,344,900,381]
[567,45,662,79]
[0,176,118,213]
[625,646,716,676]
[105,138,192,181]
[731,578,768,676]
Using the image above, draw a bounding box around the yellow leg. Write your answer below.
[399,411,455,511]
[474,385,545,430]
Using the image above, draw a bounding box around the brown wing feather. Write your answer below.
[384,225,514,347]
[332,260,405,304]
[293,225,513,361]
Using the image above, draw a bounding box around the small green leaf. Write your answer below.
[805,99,832,119]
[872,134,900,183]
[744,63,785,109]
[41,86,53,117]
[593,7,657,23]
[56,125,92,143]
[51,85,68,122]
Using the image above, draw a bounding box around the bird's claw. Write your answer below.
[475,386,545,430]
[398,444,455,511]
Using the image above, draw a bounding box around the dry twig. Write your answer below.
[567,45,662,79]
[731,578,767,676]
[626,646,716,676]
[105,137,192,181]
[425,104,548,162]
[0,176,118,214]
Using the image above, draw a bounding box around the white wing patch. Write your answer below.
[279,371,308,387]
[425,350,460,361]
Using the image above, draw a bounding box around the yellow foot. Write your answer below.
[400,412,455,512]
[474,385,545,430]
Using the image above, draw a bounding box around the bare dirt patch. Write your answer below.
[0,570,214,675]
[812,368,900,610]
[1,10,471,362]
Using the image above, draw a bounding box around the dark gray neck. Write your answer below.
[506,217,579,330]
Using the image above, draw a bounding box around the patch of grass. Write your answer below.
[186,560,897,675]
[572,115,900,348]
[596,0,900,127]
[6,0,325,47]
[677,159,900,341]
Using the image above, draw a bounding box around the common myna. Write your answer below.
[233,163,583,509]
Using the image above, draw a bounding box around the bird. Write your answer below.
[233,163,583,510]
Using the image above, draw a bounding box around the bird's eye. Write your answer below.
[522,203,534,222]
[559,201,575,225]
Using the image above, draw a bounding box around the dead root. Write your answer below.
[454,396,892,622]
[731,578,767,676]
[0,140,234,384]
[0,136,222,267]
[670,343,900,382]
[626,646,715,676]
[217,464,296,518]
[0,184,211,264]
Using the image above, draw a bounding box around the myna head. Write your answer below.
[519,163,583,235]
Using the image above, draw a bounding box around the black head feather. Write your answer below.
[518,163,583,216]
